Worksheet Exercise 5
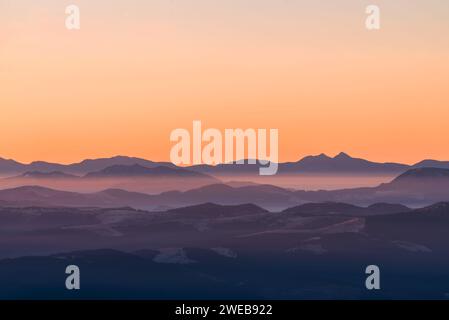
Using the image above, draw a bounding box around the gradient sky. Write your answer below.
[1,0,448,164]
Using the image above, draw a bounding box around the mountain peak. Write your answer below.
[334,152,351,159]
[316,153,331,159]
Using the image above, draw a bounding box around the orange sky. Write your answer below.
[1,0,449,165]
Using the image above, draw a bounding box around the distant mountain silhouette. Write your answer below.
[3,153,449,178]
[84,164,211,179]
[286,167,449,207]
[392,167,449,180]
[159,183,299,211]
[0,186,115,207]
[412,160,449,170]
[0,156,175,176]
[13,171,79,179]
[383,167,449,190]
[365,202,449,251]
[0,172,428,211]
[188,152,410,175]
[0,186,69,200]
[0,185,274,210]
[68,156,175,174]
[2,167,449,210]
[0,157,27,174]
[0,163,219,194]
[0,183,308,211]
[279,152,409,174]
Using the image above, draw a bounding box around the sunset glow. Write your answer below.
[1,0,449,164]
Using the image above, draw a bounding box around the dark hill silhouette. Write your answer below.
[165,203,268,218]
[0,156,175,176]
[0,157,28,174]
[0,186,115,207]
[84,164,211,179]
[365,203,411,215]
[282,202,363,216]
[382,167,449,191]
[0,163,219,194]
[159,183,297,211]
[365,202,449,250]
[2,167,449,210]
[66,156,175,174]
[392,167,449,180]
[412,160,449,170]
[282,202,410,216]
[289,167,449,207]
[3,153,449,177]
[280,152,409,174]
[14,171,79,179]
[189,152,410,175]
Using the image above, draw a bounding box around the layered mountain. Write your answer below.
[2,154,449,186]
[365,202,449,251]
[412,160,449,170]
[164,203,268,218]
[282,202,411,217]
[0,186,123,208]
[0,184,293,211]
[1,167,449,210]
[2,153,449,178]
[383,167,449,189]
[11,171,79,179]
[188,152,410,175]
[280,152,409,174]
[0,164,219,193]
[0,156,174,176]
[2,199,449,300]
[0,157,26,174]
[84,164,209,178]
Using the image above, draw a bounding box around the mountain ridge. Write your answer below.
[2,167,449,210]
[3,153,449,176]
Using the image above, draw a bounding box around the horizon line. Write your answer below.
[0,152,446,167]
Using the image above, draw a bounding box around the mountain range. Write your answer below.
[0,156,175,176]
[2,153,449,177]
[0,164,219,194]
[1,190,449,299]
[1,167,449,210]
[1,199,449,299]
[191,152,409,175]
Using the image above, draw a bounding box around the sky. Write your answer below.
[1,0,449,164]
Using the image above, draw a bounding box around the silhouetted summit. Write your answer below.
[280,152,408,174]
